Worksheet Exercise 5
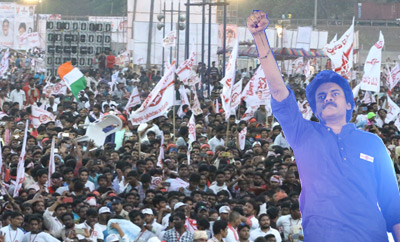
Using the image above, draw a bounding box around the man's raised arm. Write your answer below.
[247,11,289,102]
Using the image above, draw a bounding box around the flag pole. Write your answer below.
[225,120,230,147]
[138,134,141,158]
[173,76,177,143]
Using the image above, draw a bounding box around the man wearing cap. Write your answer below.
[98,206,112,241]
[218,205,231,221]
[129,210,158,242]
[142,208,164,239]
[248,11,400,242]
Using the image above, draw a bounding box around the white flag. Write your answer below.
[387,64,400,91]
[157,131,164,168]
[385,95,400,121]
[238,127,247,150]
[361,92,376,104]
[44,81,68,97]
[298,100,313,120]
[187,114,196,146]
[220,41,239,120]
[0,49,9,77]
[191,91,203,116]
[360,31,384,93]
[176,51,196,85]
[14,120,29,197]
[241,105,259,121]
[323,18,354,79]
[163,31,176,48]
[47,137,56,188]
[230,79,243,110]
[352,83,362,99]
[125,87,141,112]
[293,57,304,75]
[31,105,56,128]
[130,61,176,125]
[177,86,190,118]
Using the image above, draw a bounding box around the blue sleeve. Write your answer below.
[270,87,309,150]
[375,139,400,233]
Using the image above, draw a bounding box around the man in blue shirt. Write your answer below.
[247,10,400,242]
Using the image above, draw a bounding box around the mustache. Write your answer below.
[322,102,337,110]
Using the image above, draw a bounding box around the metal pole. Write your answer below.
[170,1,173,63]
[146,0,155,69]
[177,2,180,66]
[207,3,212,97]
[222,0,227,76]
[162,1,166,75]
[185,0,190,59]
[201,0,205,87]
[313,0,318,28]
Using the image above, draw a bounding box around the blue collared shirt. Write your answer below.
[271,88,400,242]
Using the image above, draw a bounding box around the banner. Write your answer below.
[187,114,196,146]
[242,66,271,108]
[191,91,202,116]
[47,137,55,188]
[31,105,56,128]
[218,24,238,49]
[43,81,68,97]
[14,4,35,50]
[352,83,362,99]
[298,100,313,120]
[292,57,304,75]
[115,51,130,66]
[385,95,400,121]
[386,64,400,91]
[130,60,176,124]
[360,31,384,93]
[241,105,259,121]
[238,127,247,150]
[0,48,9,77]
[163,31,176,48]
[14,120,28,197]
[220,40,238,120]
[177,86,190,118]
[230,79,242,110]
[176,51,196,85]
[323,18,354,79]
[124,87,141,112]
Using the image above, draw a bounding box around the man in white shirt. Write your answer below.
[43,196,67,236]
[224,211,241,242]
[276,203,302,242]
[9,83,26,110]
[143,208,164,239]
[22,216,59,242]
[0,211,25,242]
[208,126,225,153]
[250,214,281,242]
[209,171,232,198]
[137,120,161,145]
[79,168,95,192]
[75,208,104,242]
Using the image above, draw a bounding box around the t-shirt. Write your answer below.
[106,55,116,68]
[0,225,25,242]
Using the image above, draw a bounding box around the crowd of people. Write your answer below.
[0,43,399,242]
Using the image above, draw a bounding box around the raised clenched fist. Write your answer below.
[247,10,269,35]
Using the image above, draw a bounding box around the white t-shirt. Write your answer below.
[276,215,302,241]
[75,222,103,242]
[0,225,25,242]
[224,224,239,242]
[22,231,59,242]
[84,180,95,192]
[250,227,282,242]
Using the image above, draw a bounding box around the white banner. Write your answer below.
[14,120,28,197]
[238,127,247,150]
[47,137,55,188]
[387,64,400,91]
[241,105,259,121]
[242,66,271,108]
[187,114,196,146]
[177,86,190,118]
[130,61,176,124]
[385,95,400,122]
[220,40,238,120]
[176,51,196,85]
[296,26,313,51]
[30,105,56,128]
[352,83,361,99]
[323,19,354,79]
[191,91,202,116]
[124,87,141,112]
[0,48,9,77]
[293,57,304,75]
[43,81,67,97]
[360,31,384,93]
[163,31,176,48]
[230,79,242,110]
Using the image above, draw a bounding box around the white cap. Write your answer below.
[219,206,231,214]
[105,234,119,242]
[142,208,153,215]
[174,202,187,210]
[99,207,111,214]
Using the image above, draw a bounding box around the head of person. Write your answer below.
[228,211,241,227]
[129,210,145,228]
[193,230,208,242]
[213,220,228,238]
[28,216,41,233]
[258,213,271,230]
[172,212,186,230]
[306,70,355,125]
[244,200,259,217]
[10,212,23,228]
[290,202,301,220]
[61,213,75,229]
[237,223,250,241]
[264,234,277,242]
[2,19,9,36]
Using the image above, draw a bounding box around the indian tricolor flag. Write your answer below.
[57,62,87,99]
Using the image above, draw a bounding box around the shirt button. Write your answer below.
[340,148,344,150]
[327,128,331,131]
[338,137,341,140]
[344,158,347,160]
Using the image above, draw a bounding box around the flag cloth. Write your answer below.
[0,48,9,77]
[352,83,362,99]
[47,137,56,188]
[163,31,176,48]
[385,95,400,121]
[57,62,87,99]
[230,79,243,110]
[361,91,376,104]
[14,120,29,197]
[323,18,354,79]
[220,40,239,120]
[176,51,196,85]
[360,31,384,93]
[241,105,259,121]
[187,114,196,146]
[191,91,202,116]
[157,131,164,168]
[293,57,304,75]
[241,66,271,113]
[124,87,141,112]
[31,105,56,128]
[238,127,247,150]
[387,64,400,91]
[130,61,176,125]
[43,81,67,97]
[177,86,191,118]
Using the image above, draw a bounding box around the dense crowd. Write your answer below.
[0,48,399,242]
